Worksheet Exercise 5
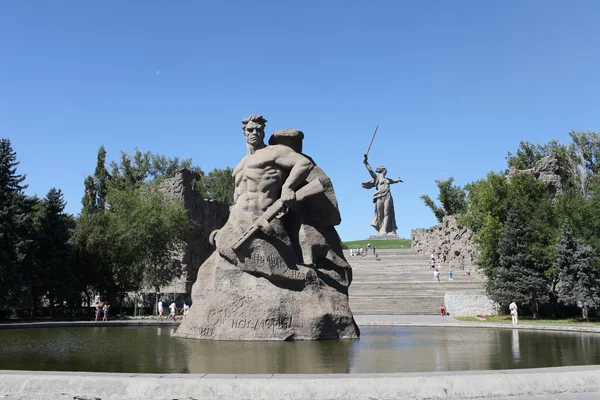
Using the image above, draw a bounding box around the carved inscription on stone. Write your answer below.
[188,323,215,338]
[247,253,307,281]
[231,316,293,332]
[207,295,253,326]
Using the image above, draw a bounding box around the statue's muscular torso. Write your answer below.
[232,147,285,215]
[231,145,312,218]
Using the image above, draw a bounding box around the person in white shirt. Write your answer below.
[169,302,177,321]
[183,302,190,318]
[509,300,518,325]
[157,300,164,321]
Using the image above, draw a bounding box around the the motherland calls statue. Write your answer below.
[175,115,359,341]
[361,154,403,235]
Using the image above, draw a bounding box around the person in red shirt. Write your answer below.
[440,305,446,316]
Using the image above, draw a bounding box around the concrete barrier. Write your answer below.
[1,366,599,399]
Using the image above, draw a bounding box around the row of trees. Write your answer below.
[0,139,234,318]
[421,131,600,319]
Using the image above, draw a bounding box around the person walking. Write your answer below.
[157,300,164,321]
[440,304,446,316]
[94,301,101,322]
[509,299,518,325]
[433,269,440,282]
[168,302,177,321]
[448,270,453,281]
[183,302,190,318]
[466,269,471,279]
[102,301,110,322]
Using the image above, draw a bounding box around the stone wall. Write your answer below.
[411,215,478,271]
[444,293,499,316]
[160,169,230,294]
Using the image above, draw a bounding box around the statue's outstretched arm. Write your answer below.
[388,177,403,184]
[363,155,377,180]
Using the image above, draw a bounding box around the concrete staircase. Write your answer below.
[347,248,485,315]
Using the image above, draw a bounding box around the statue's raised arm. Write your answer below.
[362,154,377,180]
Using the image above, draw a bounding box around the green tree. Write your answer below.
[506,141,549,170]
[420,177,467,223]
[460,172,510,276]
[568,131,600,196]
[486,174,555,318]
[0,138,33,307]
[196,167,235,204]
[108,148,192,190]
[30,189,77,314]
[105,182,192,311]
[554,222,600,320]
[70,211,117,303]
[94,146,109,211]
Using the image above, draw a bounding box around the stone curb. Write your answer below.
[357,321,600,334]
[2,318,600,334]
[1,365,599,399]
[0,320,180,329]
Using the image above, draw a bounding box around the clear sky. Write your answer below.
[2,1,599,241]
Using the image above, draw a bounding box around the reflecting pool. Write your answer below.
[0,326,599,374]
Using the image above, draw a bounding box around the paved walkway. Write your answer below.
[355,314,600,333]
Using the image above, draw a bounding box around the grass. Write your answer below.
[454,315,600,325]
[343,239,411,249]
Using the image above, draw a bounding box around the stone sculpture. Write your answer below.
[361,155,403,235]
[160,169,230,294]
[175,115,359,341]
[507,152,563,196]
[411,215,478,271]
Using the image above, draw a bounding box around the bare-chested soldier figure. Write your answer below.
[232,114,312,216]
[175,115,360,341]
[212,115,314,281]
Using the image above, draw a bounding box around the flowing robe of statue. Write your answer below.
[175,119,359,341]
[361,158,402,235]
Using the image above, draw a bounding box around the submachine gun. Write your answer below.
[231,178,325,251]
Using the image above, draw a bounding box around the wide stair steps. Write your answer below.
[347,248,485,315]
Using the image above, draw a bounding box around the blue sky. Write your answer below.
[2,1,599,241]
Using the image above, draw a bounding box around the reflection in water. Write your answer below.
[512,329,520,362]
[182,338,352,374]
[0,326,599,374]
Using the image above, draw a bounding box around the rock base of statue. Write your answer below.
[368,233,401,240]
[174,252,360,341]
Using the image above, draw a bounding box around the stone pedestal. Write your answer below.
[368,233,401,240]
[174,253,359,341]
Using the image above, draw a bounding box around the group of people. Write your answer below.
[93,299,192,321]
[349,243,377,258]
[157,300,190,321]
[429,254,471,281]
[94,301,110,322]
